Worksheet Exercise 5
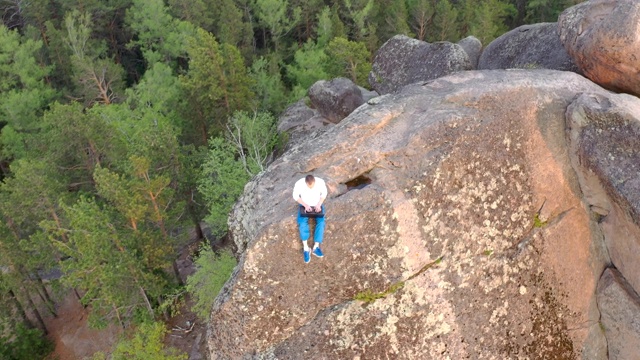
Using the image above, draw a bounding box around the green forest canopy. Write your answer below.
[0,0,582,356]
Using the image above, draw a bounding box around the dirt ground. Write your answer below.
[43,238,210,360]
[44,291,121,359]
[164,296,208,360]
[164,244,208,360]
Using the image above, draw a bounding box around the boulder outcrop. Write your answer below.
[358,86,378,103]
[566,92,640,294]
[457,36,482,69]
[308,78,365,124]
[478,23,580,73]
[558,0,640,96]
[277,100,332,150]
[368,35,472,95]
[597,268,640,360]
[278,85,378,150]
[209,70,627,359]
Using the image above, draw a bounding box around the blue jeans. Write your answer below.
[297,206,325,243]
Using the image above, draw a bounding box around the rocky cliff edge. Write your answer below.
[202,69,640,359]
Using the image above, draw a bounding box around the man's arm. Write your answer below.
[297,196,312,211]
[313,179,328,211]
[293,180,312,212]
[314,195,326,212]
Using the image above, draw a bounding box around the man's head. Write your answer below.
[305,175,315,188]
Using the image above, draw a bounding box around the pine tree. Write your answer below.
[214,0,247,47]
[123,64,206,242]
[0,173,61,332]
[125,62,183,120]
[198,137,250,237]
[0,169,60,320]
[525,0,575,23]
[324,37,371,87]
[64,10,125,105]
[252,0,301,53]
[342,0,378,51]
[125,0,196,66]
[290,0,324,41]
[375,0,412,41]
[180,28,255,145]
[316,6,335,46]
[286,40,329,95]
[0,159,66,266]
[94,156,184,284]
[0,24,57,160]
[459,0,515,44]
[41,20,76,93]
[111,321,187,359]
[167,0,214,30]
[431,0,459,41]
[226,0,257,61]
[51,197,161,327]
[330,5,347,39]
[186,246,236,321]
[406,0,435,41]
[250,56,290,115]
[29,102,126,193]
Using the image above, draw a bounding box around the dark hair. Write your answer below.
[305,174,315,185]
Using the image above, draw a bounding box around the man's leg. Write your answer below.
[314,216,325,244]
[312,209,325,257]
[297,210,311,263]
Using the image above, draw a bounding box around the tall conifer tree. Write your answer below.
[0,25,57,161]
[64,10,125,105]
[406,0,435,41]
[180,28,255,144]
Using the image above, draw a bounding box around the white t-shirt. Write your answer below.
[292,177,327,206]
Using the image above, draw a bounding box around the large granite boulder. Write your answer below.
[478,23,581,72]
[558,0,640,96]
[597,268,640,360]
[208,70,625,359]
[566,92,640,294]
[457,36,482,69]
[368,35,472,95]
[358,86,379,102]
[308,78,365,124]
[277,99,333,149]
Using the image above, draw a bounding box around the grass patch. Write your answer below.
[533,213,548,228]
[520,63,541,69]
[354,282,405,304]
[354,256,443,304]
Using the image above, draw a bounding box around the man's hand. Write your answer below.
[304,205,313,213]
[313,205,322,213]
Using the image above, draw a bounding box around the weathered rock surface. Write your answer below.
[308,78,365,124]
[358,86,379,102]
[478,23,581,73]
[558,0,640,96]
[457,36,482,69]
[597,268,640,360]
[368,35,472,95]
[566,92,640,295]
[209,70,624,359]
[277,99,333,150]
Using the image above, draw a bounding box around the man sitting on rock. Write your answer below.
[292,174,327,263]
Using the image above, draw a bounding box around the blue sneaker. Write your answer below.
[303,249,311,263]
[313,247,324,258]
